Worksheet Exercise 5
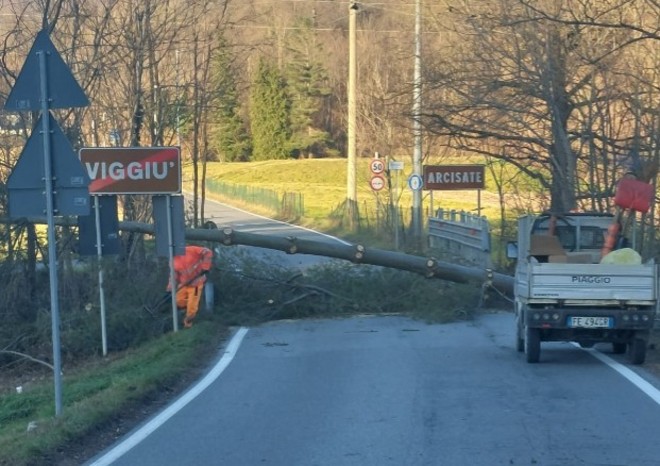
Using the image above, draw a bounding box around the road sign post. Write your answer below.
[4,29,91,417]
[153,195,185,331]
[78,196,119,357]
[93,197,108,356]
[388,160,404,250]
[38,50,64,417]
[167,196,178,332]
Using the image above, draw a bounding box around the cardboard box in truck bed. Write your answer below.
[530,234,566,262]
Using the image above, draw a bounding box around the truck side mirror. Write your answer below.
[506,241,518,259]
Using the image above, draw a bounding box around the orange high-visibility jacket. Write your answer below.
[173,246,213,288]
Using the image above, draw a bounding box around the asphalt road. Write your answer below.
[87,197,660,465]
[87,313,660,466]
[196,195,349,270]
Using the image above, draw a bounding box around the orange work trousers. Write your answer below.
[175,284,203,328]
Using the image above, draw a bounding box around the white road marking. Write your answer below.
[87,327,250,466]
[578,344,660,406]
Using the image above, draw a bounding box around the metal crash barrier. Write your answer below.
[428,209,491,269]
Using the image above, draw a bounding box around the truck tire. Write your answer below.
[628,338,647,365]
[612,342,627,354]
[516,315,524,352]
[525,327,541,363]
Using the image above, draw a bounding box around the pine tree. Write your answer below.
[284,16,332,158]
[208,38,251,162]
[249,59,291,160]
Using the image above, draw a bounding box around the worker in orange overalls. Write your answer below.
[168,245,213,328]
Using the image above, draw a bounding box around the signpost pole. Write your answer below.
[478,189,482,216]
[166,195,179,332]
[38,49,63,417]
[430,191,434,217]
[93,196,108,356]
[5,29,91,417]
[394,169,400,250]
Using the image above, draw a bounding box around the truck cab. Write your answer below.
[510,213,658,364]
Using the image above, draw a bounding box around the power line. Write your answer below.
[250,0,439,5]
[228,24,442,34]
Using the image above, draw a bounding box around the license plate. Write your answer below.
[568,316,612,328]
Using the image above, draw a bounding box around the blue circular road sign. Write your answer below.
[408,174,423,191]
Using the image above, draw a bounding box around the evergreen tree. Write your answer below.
[284,16,332,158]
[249,58,291,160]
[208,37,251,162]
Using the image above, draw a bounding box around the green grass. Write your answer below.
[0,321,228,466]
[187,158,527,225]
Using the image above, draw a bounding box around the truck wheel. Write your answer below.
[612,342,627,354]
[628,338,647,365]
[525,327,541,363]
[515,315,524,352]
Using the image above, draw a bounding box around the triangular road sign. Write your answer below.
[4,29,89,111]
[8,113,90,217]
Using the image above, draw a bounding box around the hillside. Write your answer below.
[185,158,514,223]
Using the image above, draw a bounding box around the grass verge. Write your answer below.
[0,320,229,466]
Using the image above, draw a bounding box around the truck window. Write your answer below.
[554,226,576,251]
[552,225,606,251]
[579,227,606,250]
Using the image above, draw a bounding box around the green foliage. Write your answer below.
[249,59,292,160]
[0,258,172,369]
[208,36,251,162]
[212,251,480,325]
[284,16,333,158]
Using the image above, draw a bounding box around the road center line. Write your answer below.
[87,327,249,466]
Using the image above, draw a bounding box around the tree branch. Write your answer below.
[0,350,55,372]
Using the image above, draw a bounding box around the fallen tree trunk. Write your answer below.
[1,216,514,295]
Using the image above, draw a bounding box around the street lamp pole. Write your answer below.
[411,0,423,243]
[346,2,359,228]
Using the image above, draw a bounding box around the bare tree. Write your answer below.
[421,0,658,213]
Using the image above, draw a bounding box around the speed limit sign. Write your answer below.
[370,158,385,174]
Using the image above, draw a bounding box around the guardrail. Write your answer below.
[428,209,491,268]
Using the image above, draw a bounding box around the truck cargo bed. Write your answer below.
[516,262,657,302]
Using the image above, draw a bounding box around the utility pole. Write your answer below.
[346,2,359,228]
[411,0,423,243]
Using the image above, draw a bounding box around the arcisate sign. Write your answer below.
[423,164,485,191]
[79,147,181,194]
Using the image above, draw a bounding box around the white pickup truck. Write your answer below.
[509,213,658,364]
